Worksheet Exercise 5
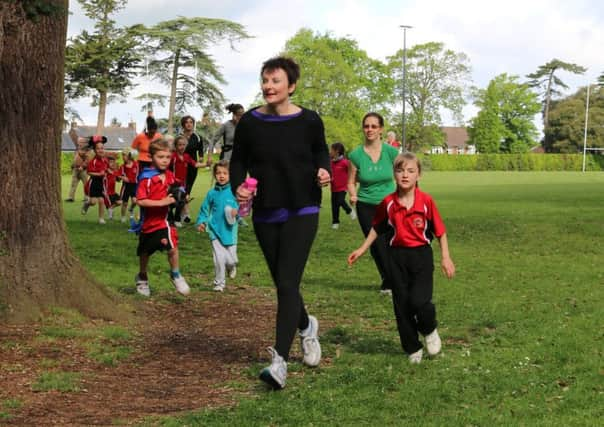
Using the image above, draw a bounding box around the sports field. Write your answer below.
[3,172,602,425]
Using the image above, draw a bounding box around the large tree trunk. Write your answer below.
[0,1,123,323]
[96,90,108,134]
[167,49,180,135]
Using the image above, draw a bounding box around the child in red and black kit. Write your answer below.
[134,138,191,297]
[329,142,356,229]
[348,152,455,364]
[169,135,203,227]
[104,155,122,220]
[119,148,139,223]
[82,136,109,224]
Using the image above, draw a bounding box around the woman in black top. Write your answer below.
[230,56,331,390]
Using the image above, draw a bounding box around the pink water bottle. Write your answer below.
[238,177,258,217]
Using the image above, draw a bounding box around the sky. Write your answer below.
[66,0,604,131]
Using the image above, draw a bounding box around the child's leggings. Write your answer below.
[211,240,238,286]
[253,213,318,361]
[331,191,352,224]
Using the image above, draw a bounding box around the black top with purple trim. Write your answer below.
[230,106,331,210]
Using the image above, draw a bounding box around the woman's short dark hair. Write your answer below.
[362,112,384,128]
[331,142,345,156]
[226,104,244,114]
[261,56,300,95]
[146,116,158,132]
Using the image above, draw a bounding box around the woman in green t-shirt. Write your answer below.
[347,112,399,294]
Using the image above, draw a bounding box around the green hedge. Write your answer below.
[419,154,604,171]
[61,152,74,175]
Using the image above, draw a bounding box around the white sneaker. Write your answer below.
[409,348,423,364]
[227,265,237,279]
[350,209,357,220]
[259,347,287,389]
[380,289,392,296]
[121,216,127,223]
[213,283,225,292]
[174,221,183,228]
[98,218,106,224]
[425,328,442,356]
[331,223,339,230]
[171,275,190,296]
[300,315,321,367]
[135,274,150,297]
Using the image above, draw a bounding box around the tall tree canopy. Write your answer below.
[387,42,471,151]
[282,29,393,148]
[545,85,604,153]
[526,59,587,132]
[65,0,141,133]
[469,73,541,153]
[1,0,119,322]
[135,17,250,134]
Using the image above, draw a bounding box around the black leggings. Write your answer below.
[331,191,352,224]
[253,214,318,360]
[355,200,392,290]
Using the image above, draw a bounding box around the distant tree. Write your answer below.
[134,93,167,114]
[109,117,122,127]
[282,29,393,149]
[387,42,471,151]
[526,59,587,132]
[135,17,250,134]
[470,74,541,153]
[65,0,141,133]
[545,85,604,153]
[1,0,118,322]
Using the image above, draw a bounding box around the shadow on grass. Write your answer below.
[323,326,401,355]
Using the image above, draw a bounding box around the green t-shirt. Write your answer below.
[349,143,399,205]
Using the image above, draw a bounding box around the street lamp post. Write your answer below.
[400,25,412,152]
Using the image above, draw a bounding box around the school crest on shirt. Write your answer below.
[413,217,424,228]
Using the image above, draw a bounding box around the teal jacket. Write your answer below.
[196,182,239,245]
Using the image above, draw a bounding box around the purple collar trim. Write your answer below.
[253,206,319,223]
[251,109,304,122]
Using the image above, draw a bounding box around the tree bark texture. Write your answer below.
[0,1,121,322]
[96,90,107,134]
[167,49,180,135]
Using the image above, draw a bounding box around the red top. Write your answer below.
[169,152,196,185]
[136,169,176,234]
[372,187,446,248]
[87,156,109,176]
[119,161,139,184]
[330,157,350,192]
[104,170,120,196]
[388,140,402,148]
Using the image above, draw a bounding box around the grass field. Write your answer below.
[62,171,603,426]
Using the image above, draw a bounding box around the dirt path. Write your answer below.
[0,286,278,425]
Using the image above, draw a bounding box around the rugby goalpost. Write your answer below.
[582,83,604,172]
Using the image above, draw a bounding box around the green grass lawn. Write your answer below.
[63,171,604,426]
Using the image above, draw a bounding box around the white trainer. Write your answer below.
[135,274,150,297]
[171,275,190,296]
[227,265,237,279]
[409,348,423,364]
[331,223,339,230]
[121,216,127,223]
[425,328,442,356]
[174,221,183,228]
[213,282,225,292]
[350,209,357,220]
[259,347,287,389]
[98,218,106,225]
[300,315,321,367]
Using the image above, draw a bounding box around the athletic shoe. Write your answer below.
[213,283,225,292]
[331,223,339,230]
[409,348,423,364]
[171,276,190,296]
[174,221,183,228]
[425,328,442,356]
[121,217,127,223]
[98,218,106,225]
[380,289,392,296]
[350,209,357,220]
[259,347,287,390]
[300,315,321,367]
[227,265,237,279]
[183,215,191,224]
[135,274,150,297]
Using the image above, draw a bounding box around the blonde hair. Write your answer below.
[149,138,171,156]
[393,152,422,175]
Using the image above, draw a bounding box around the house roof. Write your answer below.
[440,127,470,149]
[64,125,137,152]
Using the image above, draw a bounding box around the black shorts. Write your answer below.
[89,176,104,198]
[108,194,120,206]
[120,182,137,202]
[137,227,178,256]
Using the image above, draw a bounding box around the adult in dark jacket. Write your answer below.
[230,56,331,390]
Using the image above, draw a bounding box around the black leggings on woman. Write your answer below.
[355,200,392,291]
[253,213,318,360]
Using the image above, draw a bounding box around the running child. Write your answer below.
[118,147,139,223]
[82,136,109,224]
[196,160,239,292]
[104,155,122,220]
[134,138,191,297]
[170,135,204,227]
[348,152,455,364]
[329,142,356,229]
